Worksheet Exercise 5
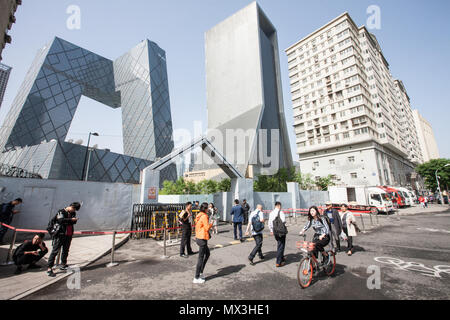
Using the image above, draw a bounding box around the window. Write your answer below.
[350,172,358,179]
[313,161,319,168]
[329,159,335,165]
[348,156,355,162]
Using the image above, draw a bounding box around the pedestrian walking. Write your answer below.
[13,233,48,274]
[193,202,213,284]
[299,206,330,264]
[46,202,81,277]
[208,203,219,235]
[424,196,428,208]
[339,204,360,256]
[230,199,244,241]
[0,198,22,244]
[322,201,343,252]
[268,202,288,267]
[242,199,251,225]
[179,202,195,258]
[245,204,265,265]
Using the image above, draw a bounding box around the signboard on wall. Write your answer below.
[148,187,157,200]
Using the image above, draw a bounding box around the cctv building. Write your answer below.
[203,2,293,178]
[0,37,176,185]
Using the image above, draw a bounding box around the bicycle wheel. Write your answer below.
[298,257,313,288]
[324,251,336,276]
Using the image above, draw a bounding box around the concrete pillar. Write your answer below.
[287,182,300,209]
[139,168,160,204]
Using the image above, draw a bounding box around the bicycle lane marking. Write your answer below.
[374,256,450,279]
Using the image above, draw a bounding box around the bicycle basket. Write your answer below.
[296,241,315,252]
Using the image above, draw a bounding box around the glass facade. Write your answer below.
[0,37,176,184]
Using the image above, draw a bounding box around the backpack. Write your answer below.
[47,212,61,237]
[251,211,265,233]
[272,211,288,236]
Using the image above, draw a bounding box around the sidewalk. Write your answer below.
[0,233,128,300]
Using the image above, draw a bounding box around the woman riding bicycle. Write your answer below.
[299,206,330,264]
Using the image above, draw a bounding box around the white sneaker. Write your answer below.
[199,273,206,280]
[193,277,205,284]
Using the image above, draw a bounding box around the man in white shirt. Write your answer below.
[245,204,265,265]
[268,202,287,267]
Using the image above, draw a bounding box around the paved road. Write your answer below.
[24,209,450,300]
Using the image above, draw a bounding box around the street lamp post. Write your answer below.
[81,132,99,181]
[435,163,450,205]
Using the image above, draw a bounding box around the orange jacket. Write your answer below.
[195,211,213,240]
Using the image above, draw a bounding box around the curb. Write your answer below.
[10,234,130,300]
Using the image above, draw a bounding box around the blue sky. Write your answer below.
[1,0,449,160]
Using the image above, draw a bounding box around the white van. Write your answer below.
[367,187,393,212]
[397,187,415,206]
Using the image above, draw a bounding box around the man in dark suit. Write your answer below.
[322,201,343,252]
[230,199,244,241]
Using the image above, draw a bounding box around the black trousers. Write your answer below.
[342,228,353,251]
[274,234,286,265]
[233,222,243,240]
[180,226,193,255]
[312,234,330,258]
[195,239,210,278]
[14,249,48,266]
[249,234,263,260]
[47,235,72,268]
[0,219,12,242]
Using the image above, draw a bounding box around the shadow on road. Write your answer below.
[206,264,246,281]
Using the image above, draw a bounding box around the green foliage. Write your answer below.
[254,168,335,192]
[160,177,231,195]
[415,159,450,191]
[315,175,336,191]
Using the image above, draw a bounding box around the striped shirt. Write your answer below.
[302,217,330,236]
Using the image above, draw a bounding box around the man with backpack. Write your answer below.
[268,202,288,267]
[245,204,265,265]
[46,202,81,277]
[0,198,22,244]
[322,201,342,253]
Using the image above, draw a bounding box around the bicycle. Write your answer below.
[296,234,336,288]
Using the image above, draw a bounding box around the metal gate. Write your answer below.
[131,203,198,240]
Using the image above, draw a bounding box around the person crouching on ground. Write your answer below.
[13,233,48,274]
[299,206,330,264]
[193,202,213,284]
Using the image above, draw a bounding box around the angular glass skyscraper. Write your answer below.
[0,37,176,184]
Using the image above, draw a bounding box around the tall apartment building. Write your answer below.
[0,0,21,61]
[394,80,423,164]
[0,62,11,109]
[412,109,440,162]
[285,12,420,188]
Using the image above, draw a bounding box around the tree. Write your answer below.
[254,168,296,192]
[415,158,450,191]
[159,177,232,195]
[293,172,316,190]
[315,175,336,191]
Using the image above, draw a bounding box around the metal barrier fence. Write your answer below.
[131,203,199,240]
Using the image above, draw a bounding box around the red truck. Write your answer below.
[378,186,406,208]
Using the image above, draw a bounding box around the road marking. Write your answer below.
[417,227,450,234]
[374,257,450,278]
[230,241,241,245]
[375,243,450,254]
[214,244,223,248]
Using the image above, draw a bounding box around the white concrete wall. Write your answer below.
[0,177,135,240]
